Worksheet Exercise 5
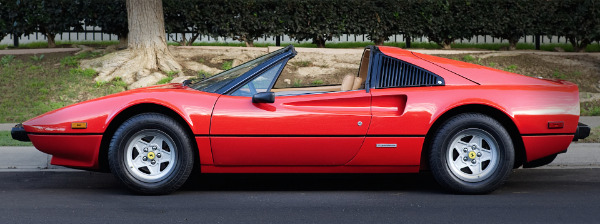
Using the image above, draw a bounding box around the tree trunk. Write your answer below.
[189,33,200,46]
[374,37,385,46]
[577,43,588,52]
[117,35,128,49]
[570,38,589,52]
[569,38,591,52]
[81,0,183,89]
[178,34,188,46]
[508,39,518,51]
[46,33,56,48]
[126,0,177,63]
[124,0,182,79]
[440,39,453,50]
[314,36,326,48]
[245,39,255,47]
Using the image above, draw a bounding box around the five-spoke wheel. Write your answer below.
[446,129,499,183]
[125,130,177,183]
[108,113,194,195]
[429,113,514,194]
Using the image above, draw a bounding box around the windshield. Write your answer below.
[189,47,289,93]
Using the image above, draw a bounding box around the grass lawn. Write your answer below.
[0,51,126,123]
[0,131,33,146]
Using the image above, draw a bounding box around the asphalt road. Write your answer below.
[1,169,599,223]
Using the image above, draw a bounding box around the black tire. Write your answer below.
[108,113,194,195]
[429,113,514,194]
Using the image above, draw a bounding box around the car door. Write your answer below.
[209,61,372,166]
[210,91,371,166]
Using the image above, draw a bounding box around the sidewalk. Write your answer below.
[0,123,17,131]
[548,143,600,168]
[0,146,66,171]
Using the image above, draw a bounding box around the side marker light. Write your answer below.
[71,122,87,129]
[548,121,564,129]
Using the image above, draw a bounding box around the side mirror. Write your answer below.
[252,92,275,103]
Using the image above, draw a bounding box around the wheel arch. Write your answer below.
[420,104,526,170]
[98,103,198,172]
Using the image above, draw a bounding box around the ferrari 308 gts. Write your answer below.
[12,45,590,194]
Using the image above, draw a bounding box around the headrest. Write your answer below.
[341,74,355,91]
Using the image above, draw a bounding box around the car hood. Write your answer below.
[23,83,219,135]
[411,52,570,87]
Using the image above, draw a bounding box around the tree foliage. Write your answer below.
[0,0,36,43]
[25,0,83,48]
[284,0,351,48]
[353,0,399,45]
[1,0,599,51]
[80,0,128,47]
[0,1,7,40]
[418,0,484,49]
[352,0,424,45]
[483,0,543,50]
[222,0,284,47]
[550,0,600,52]
[164,0,205,46]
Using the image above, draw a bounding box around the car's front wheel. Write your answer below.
[108,113,194,195]
[429,113,514,194]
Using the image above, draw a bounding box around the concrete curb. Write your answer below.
[579,117,600,129]
[547,143,600,167]
[0,146,71,171]
[0,123,17,131]
[0,143,598,172]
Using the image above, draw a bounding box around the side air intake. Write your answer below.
[373,54,444,88]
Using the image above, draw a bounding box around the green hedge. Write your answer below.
[1,0,599,51]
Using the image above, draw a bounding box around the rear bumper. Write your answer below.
[573,122,591,141]
[11,124,30,142]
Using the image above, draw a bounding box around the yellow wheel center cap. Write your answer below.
[147,152,156,160]
[468,151,477,159]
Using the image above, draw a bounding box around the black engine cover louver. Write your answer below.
[371,53,444,89]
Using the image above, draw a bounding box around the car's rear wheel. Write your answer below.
[108,113,194,195]
[429,113,514,194]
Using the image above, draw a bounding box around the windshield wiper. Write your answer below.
[182,74,209,86]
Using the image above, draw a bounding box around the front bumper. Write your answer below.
[573,122,591,141]
[11,123,30,142]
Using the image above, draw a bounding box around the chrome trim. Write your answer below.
[376,144,397,148]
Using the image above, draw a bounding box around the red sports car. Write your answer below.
[12,45,590,194]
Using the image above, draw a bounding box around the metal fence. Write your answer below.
[0,25,580,47]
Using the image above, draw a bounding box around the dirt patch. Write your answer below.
[171,47,362,88]
[173,47,266,73]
